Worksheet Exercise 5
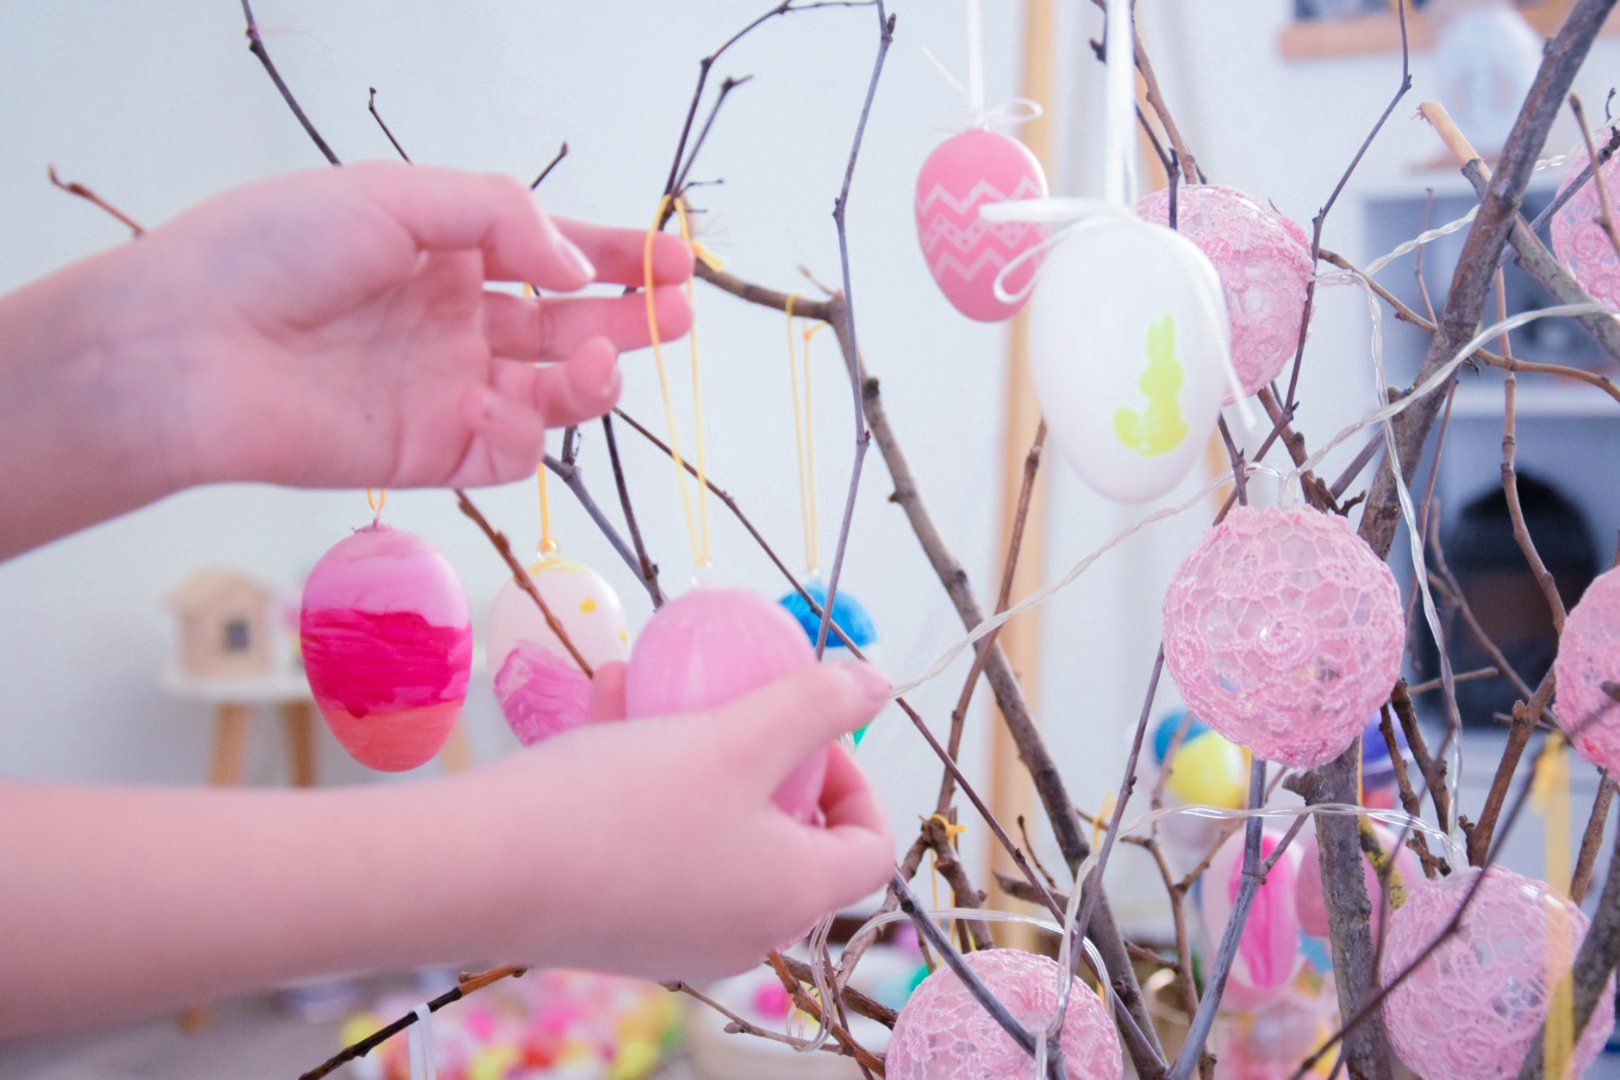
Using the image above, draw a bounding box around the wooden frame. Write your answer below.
[1280,1,1617,60]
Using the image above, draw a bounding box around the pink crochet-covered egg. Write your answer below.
[625,588,823,821]
[915,128,1048,322]
[1554,565,1620,770]
[1380,866,1615,1080]
[1551,134,1620,309]
[487,556,629,746]
[300,524,471,771]
[1136,184,1312,401]
[886,949,1123,1080]
[1162,506,1404,768]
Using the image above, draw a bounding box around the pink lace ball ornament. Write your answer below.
[300,524,471,771]
[886,949,1123,1080]
[915,128,1049,322]
[487,556,629,746]
[1380,866,1615,1080]
[1551,132,1620,308]
[1554,565,1620,770]
[1136,184,1313,401]
[625,588,823,821]
[1162,506,1404,768]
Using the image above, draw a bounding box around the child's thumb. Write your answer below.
[588,661,628,722]
[718,663,890,778]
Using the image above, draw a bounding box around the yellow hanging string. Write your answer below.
[784,297,823,577]
[366,487,387,521]
[518,283,560,560]
[644,196,713,568]
[926,813,971,948]
[1533,733,1575,1077]
[1091,792,1118,852]
[802,320,824,576]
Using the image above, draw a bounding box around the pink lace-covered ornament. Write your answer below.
[625,588,823,821]
[886,949,1123,1080]
[300,524,471,771]
[1553,564,1620,770]
[1136,184,1313,401]
[915,128,1049,321]
[1162,506,1404,768]
[1551,132,1620,308]
[487,556,629,746]
[1380,866,1615,1080]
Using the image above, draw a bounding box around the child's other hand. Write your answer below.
[112,161,693,491]
[461,662,894,981]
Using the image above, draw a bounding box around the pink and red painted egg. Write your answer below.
[300,524,471,772]
[915,128,1048,322]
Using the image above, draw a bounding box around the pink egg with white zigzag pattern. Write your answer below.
[915,128,1048,322]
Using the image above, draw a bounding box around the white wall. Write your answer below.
[3,2,1614,934]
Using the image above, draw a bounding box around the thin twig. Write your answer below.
[365,87,411,163]
[46,167,145,236]
[300,965,524,1079]
[1569,96,1620,263]
[597,416,665,606]
[240,0,340,165]
[529,141,570,191]
[1570,777,1616,905]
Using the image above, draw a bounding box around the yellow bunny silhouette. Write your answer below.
[1113,313,1188,458]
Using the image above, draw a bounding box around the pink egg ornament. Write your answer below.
[1551,131,1620,309]
[1553,564,1620,771]
[1293,823,1422,941]
[1197,826,1305,1011]
[1380,866,1615,1080]
[1137,184,1313,401]
[300,524,472,771]
[487,555,630,746]
[915,127,1049,321]
[624,588,824,822]
[886,948,1123,1080]
[1163,506,1405,768]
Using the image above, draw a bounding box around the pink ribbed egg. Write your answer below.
[886,949,1122,1080]
[1163,506,1404,768]
[1136,183,1313,401]
[300,525,471,771]
[625,589,822,821]
[1293,823,1422,941]
[1197,826,1303,1011]
[915,128,1049,321]
[1553,565,1620,770]
[1551,133,1620,308]
[1380,866,1614,1080]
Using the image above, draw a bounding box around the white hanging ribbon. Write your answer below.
[408,1004,437,1080]
[1101,0,1138,207]
[920,0,1043,135]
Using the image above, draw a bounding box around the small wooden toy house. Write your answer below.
[168,569,275,678]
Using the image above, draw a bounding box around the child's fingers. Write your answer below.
[555,219,695,287]
[531,337,621,428]
[589,662,629,723]
[481,287,692,361]
[817,743,887,835]
[715,664,891,784]
[789,751,893,909]
[352,162,596,292]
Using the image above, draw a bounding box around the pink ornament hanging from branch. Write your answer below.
[1136,183,1314,401]
[1553,564,1620,770]
[1162,506,1405,768]
[885,948,1123,1080]
[487,555,630,746]
[624,588,824,822]
[1551,131,1620,308]
[300,524,472,772]
[1380,865,1615,1080]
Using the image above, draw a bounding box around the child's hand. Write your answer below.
[109,161,694,491]
[457,662,894,981]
